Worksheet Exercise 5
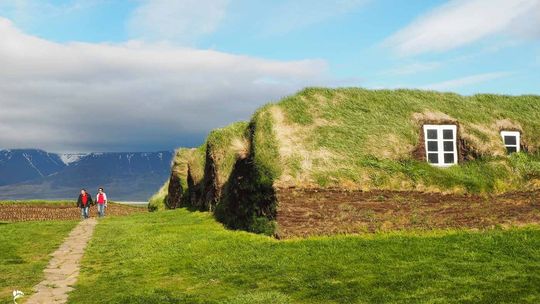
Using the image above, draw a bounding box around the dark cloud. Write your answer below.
[0,18,327,152]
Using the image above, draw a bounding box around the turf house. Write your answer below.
[149,88,540,238]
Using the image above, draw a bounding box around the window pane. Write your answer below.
[506,146,517,154]
[426,129,437,139]
[504,135,517,145]
[427,141,438,152]
[443,129,454,140]
[428,153,439,164]
[443,141,454,152]
[444,153,455,164]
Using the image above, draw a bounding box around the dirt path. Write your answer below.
[25,219,97,304]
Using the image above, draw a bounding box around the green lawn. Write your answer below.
[70,210,540,304]
[0,220,77,302]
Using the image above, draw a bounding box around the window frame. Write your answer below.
[423,124,458,167]
[500,130,520,154]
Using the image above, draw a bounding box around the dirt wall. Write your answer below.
[201,145,220,211]
[275,187,540,239]
[166,173,183,209]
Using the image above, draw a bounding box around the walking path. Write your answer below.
[26,218,97,304]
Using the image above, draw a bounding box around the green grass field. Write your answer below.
[0,220,77,302]
[70,210,540,304]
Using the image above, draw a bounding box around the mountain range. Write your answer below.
[0,149,173,201]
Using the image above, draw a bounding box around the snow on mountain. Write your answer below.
[0,149,66,186]
[60,153,89,165]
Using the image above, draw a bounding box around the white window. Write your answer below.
[423,125,458,167]
[500,131,520,154]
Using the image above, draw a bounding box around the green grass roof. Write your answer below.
[252,88,540,193]
[205,121,249,188]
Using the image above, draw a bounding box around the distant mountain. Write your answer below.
[0,149,66,186]
[0,149,173,201]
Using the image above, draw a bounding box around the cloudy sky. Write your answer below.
[0,0,539,153]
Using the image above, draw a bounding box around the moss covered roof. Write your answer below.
[252,88,540,193]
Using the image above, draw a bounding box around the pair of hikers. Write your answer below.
[76,188,108,219]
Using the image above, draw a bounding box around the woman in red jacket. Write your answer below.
[96,187,108,217]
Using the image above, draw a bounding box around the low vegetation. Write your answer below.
[70,210,540,303]
[148,182,169,211]
[0,220,77,302]
[0,200,75,206]
[0,201,145,222]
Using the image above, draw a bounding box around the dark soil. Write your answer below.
[167,173,183,209]
[202,145,220,211]
[186,166,204,209]
[0,203,145,222]
[276,188,540,238]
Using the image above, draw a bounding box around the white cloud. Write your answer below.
[0,17,327,152]
[386,0,540,56]
[127,0,230,42]
[421,71,512,91]
[260,0,369,35]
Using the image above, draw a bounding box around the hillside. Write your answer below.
[153,88,540,236]
[0,150,173,201]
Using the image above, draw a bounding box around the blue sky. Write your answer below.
[0,0,539,152]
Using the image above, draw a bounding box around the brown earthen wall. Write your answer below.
[275,187,540,239]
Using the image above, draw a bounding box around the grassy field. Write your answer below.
[0,220,77,302]
[70,210,540,304]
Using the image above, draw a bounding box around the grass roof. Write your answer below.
[153,122,249,211]
[252,88,540,193]
[205,121,250,189]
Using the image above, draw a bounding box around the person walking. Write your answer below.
[77,189,93,219]
[96,187,108,217]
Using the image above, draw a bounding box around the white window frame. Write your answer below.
[500,131,520,153]
[423,124,458,167]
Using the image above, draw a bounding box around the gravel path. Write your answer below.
[25,219,97,304]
